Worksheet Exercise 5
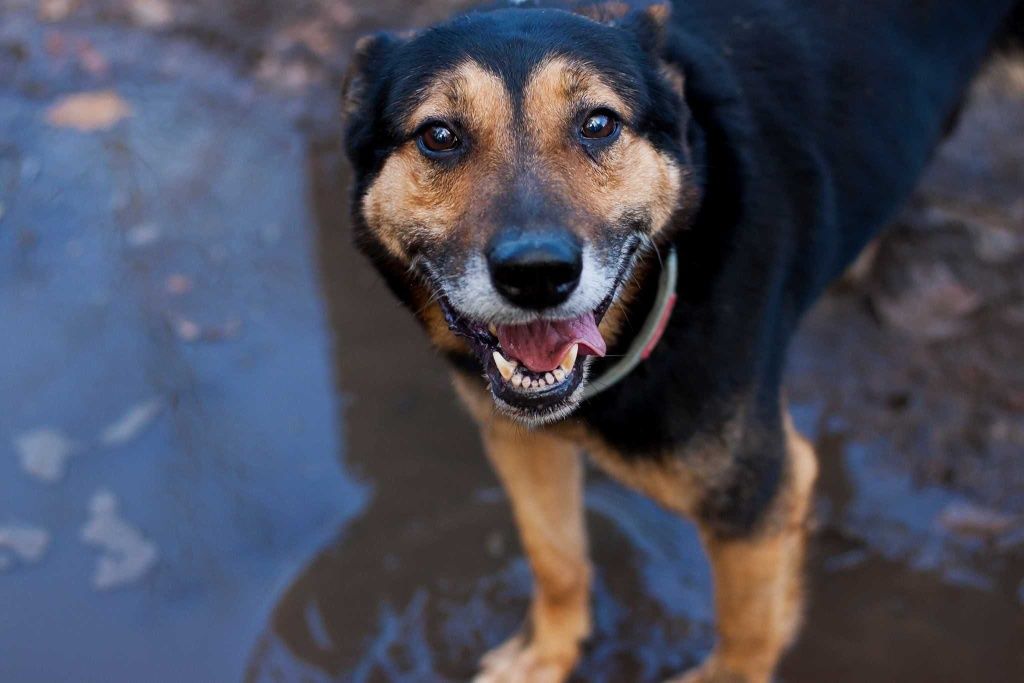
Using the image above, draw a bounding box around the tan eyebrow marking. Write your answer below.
[523,55,634,127]
[403,61,513,142]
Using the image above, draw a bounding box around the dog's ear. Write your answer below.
[572,1,671,35]
[571,3,680,96]
[570,1,634,24]
[613,3,684,99]
[341,32,399,121]
[622,2,672,52]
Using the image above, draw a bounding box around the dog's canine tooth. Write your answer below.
[488,323,498,336]
[559,344,579,373]
[554,368,566,382]
[493,351,516,381]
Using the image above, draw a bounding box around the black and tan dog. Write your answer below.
[339,1,1022,681]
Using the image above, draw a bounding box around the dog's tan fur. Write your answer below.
[362,62,514,260]
[523,56,684,240]
[354,28,816,683]
[358,56,687,358]
[456,376,818,683]
[459,382,592,683]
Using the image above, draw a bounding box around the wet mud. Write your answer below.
[1,3,1022,682]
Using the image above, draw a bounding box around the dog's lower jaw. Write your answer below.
[488,362,591,428]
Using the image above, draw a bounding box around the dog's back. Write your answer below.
[664,0,1020,298]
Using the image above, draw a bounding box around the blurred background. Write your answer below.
[0,1,1022,681]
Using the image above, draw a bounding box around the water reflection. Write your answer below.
[0,22,364,683]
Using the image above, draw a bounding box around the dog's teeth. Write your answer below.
[493,351,516,381]
[488,323,498,336]
[559,344,579,373]
[554,368,565,382]
[544,372,555,385]
[512,373,523,387]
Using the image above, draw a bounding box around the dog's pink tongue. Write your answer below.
[495,313,607,373]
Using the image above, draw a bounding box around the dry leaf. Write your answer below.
[14,428,77,483]
[0,524,51,564]
[130,0,173,29]
[46,90,132,132]
[76,40,109,77]
[173,317,201,342]
[874,263,981,340]
[81,490,158,590]
[39,0,78,22]
[100,399,162,447]
[938,502,1016,539]
[125,222,161,247]
[165,274,193,295]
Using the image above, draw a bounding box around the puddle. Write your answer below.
[1,4,1022,683]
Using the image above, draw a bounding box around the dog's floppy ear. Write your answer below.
[341,32,398,120]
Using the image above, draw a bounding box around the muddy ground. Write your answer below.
[1,2,1022,682]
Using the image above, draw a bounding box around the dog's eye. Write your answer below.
[580,110,618,140]
[420,125,460,153]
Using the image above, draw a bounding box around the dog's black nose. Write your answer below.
[487,231,583,310]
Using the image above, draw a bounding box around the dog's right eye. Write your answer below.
[419,125,460,154]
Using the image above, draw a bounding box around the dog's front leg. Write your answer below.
[668,421,818,683]
[473,416,590,683]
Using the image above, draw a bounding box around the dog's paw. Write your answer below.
[472,633,575,683]
[663,657,763,683]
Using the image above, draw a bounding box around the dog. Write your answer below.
[339,1,1022,681]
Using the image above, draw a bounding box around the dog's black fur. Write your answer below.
[340,1,1022,679]
[576,0,1024,535]
[344,0,1021,534]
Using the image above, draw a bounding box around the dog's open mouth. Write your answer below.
[439,299,614,420]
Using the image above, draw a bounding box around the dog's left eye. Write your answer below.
[419,125,460,153]
[580,110,619,140]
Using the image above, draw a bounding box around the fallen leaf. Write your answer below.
[130,0,173,28]
[125,222,160,247]
[75,39,109,77]
[164,274,193,295]
[202,317,243,342]
[0,524,51,564]
[938,502,1016,539]
[173,317,201,342]
[44,30,67,57]
[100,399,162,447]
[80,490,158,590]
[46,90,132,132]
[328,1,356,27]
[39,0,78,22]
[170,315,242,343]
[14,428,77,483]
[969,220,1024,264]
[874,263,981,340]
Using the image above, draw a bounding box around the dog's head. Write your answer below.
[342,2,696,425]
